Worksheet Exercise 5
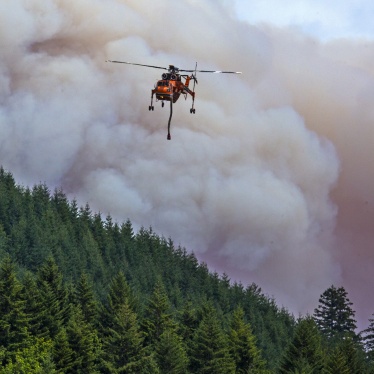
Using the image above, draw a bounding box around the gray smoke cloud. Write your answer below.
[1,0,372,327]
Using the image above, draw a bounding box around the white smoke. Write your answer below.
[1,0,372,326]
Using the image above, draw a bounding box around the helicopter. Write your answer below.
[106,60,242,140]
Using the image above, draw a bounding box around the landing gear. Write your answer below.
[190,108,196,114]
[162,101,165,108]
[148,105,154,111]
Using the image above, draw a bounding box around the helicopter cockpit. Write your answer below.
[157,81,169,87]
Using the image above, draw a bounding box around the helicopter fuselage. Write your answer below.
[152,73,194,104]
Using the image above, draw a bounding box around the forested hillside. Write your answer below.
[0,167,373,373]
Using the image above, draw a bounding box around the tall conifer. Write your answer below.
[102,301,158,373]
[229,306,269,373]
[190,303,235,374]
[313,285,357,342]
[278,317,324,374]
[362,313,374,365]
[0,256,29,363]
[36,257,69,338]
[141,279,176,346]
[155,328,189,373]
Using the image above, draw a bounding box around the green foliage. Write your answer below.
[155,328,189,373]
[325,337,367,374]
[279,316,325,374]
[74,273,98,325]
[53,328,74,373]
[313,285,357,342]
[0,337,55,374]
[21,272,48,338]
[36,257,69,338]
[102,301,151,373]
[0,256,30,363]
[190,302,236,373]
[1,168,369,372]
[66,306,102,373]
[362,314,374,364]
[141,279,176,345]
[229,306,269,373]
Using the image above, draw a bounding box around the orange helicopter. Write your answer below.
[106,60,242,139]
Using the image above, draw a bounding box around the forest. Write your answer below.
[0,166,373,373]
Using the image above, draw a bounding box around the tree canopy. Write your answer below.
[0,167,373,371]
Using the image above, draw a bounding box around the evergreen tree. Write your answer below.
[0,224,8,258]
[155,328,189,374]
[141,279,176,346]
[75,273,98,325]
[101,301,157,373]
[66,306,101,374]
[0,257,29,363]
[190,302,235,374]
[313,285,357,342]
[178,301,199,343]
[105,271,133,313]
[21,272,48,339]
[362,313,374,365]
[99,271,136,336]
[229,306,268,373]
[0,169,301,373]
[53,328,74,374]
[336,337,367,374]
[324,346,351,374]
[278,316,324,374]
[0,337,56,374]
[325,337,367,374]
[36,257,70,338]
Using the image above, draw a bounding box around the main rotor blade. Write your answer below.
[106,60,168,70]
[179,69,242,74]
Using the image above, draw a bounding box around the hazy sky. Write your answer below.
[234,0,374,40]
[0,0,373,329]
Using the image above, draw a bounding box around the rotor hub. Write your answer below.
[168,65,179,73]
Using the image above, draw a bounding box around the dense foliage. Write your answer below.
[0,167,373,372]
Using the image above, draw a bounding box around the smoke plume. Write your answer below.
[1,0,373,327]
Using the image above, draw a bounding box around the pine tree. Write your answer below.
[53,328,74,373]
[190,303,235,374]
[36,257,69,338]
[313,285,357,342]
[0,256,30,363]
[362,313,374,364]
[336,337,367,374]
[141,279,176,346]
[66,306,101,373]
[1,337,56,374]
[229,306,269,373]
[324,346,351,374]
[154,328,189,374]
[278,316,324,374]
[105,271,134,313]
[325,337,367,374]
[178,301,199,344]
[0,224,8,258]
[21,272,48,339]
[75,273,98,325]
[101,301,157,373]
[99,271,136,336]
